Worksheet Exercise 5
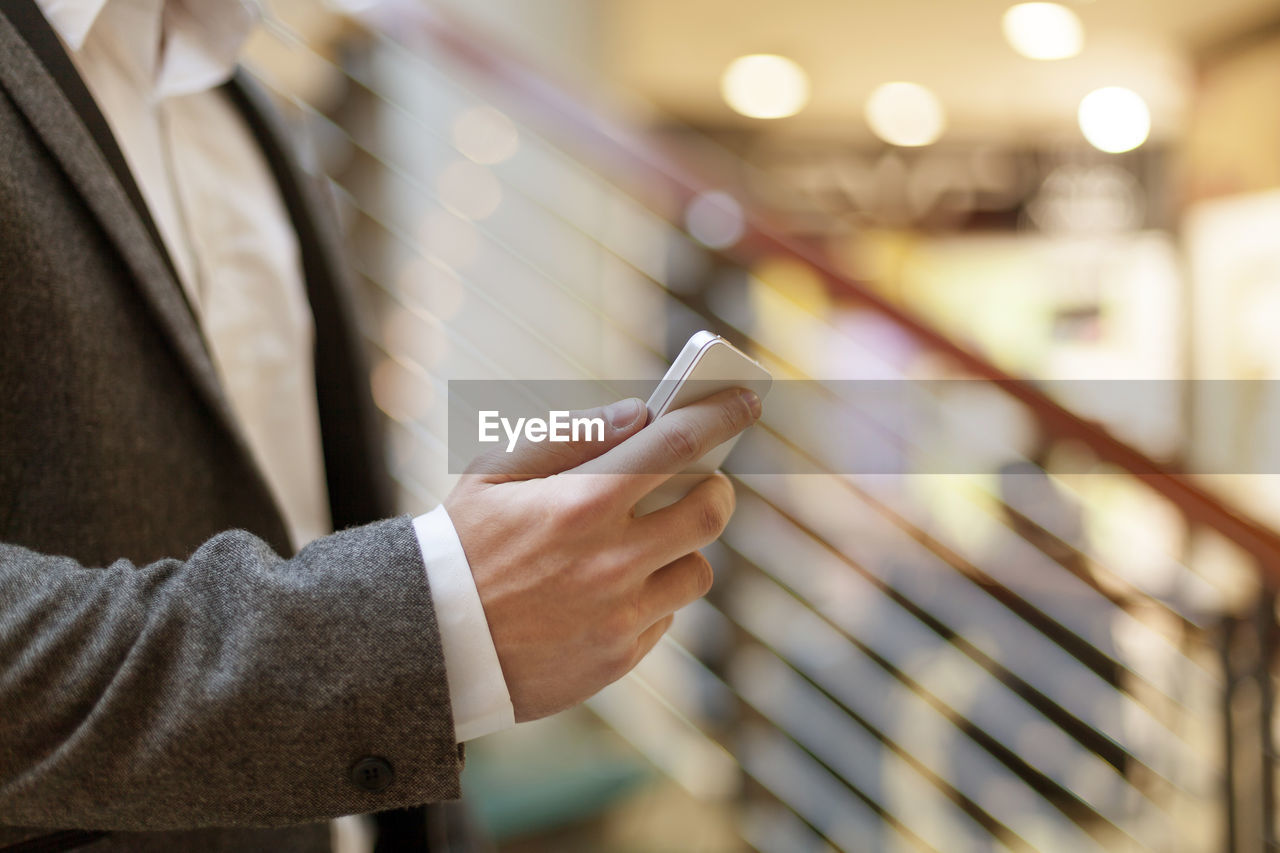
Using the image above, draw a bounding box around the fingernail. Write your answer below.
[606,397,644,428]
[740,389,762,419]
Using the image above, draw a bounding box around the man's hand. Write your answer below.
[444,388,762,722]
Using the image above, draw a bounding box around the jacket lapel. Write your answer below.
[0,0,266,494]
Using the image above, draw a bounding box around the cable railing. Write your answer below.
[250,4,1280,849]
[354,6,1280,576]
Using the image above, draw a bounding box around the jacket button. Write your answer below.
[349,756,395,792]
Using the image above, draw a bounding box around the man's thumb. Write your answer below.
[465,397,647,482]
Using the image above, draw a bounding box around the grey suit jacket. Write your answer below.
[0,0,464,848]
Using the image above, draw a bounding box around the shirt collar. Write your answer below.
[36,0,258,99]
[37,0,109,50]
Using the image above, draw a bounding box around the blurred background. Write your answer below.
[244,1,1280,850]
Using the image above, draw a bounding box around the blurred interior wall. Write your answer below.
[1181,22,1280,202]
[428,0,606,78]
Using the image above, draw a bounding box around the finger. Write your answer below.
[465,397,647,483]
[625,613,675,675]
[577,387,761,507]
[637,552,714,628]
[627,472,735,571]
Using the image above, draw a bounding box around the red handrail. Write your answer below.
[381,3,1280,582]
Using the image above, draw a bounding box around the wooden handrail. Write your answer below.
[380,3,1280,581]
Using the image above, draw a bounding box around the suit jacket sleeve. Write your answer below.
[0,516,463,831]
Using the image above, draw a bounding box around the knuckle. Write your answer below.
[695,494,730,540]
[609,648,637,681]
[628,615,674,669]
[657,612,676,637]
[596,547,634,583]
[661,418,703,464]
[602,599,641,645]
[722,391,753,433]
[621,646,643,676]
[561,481,609,523]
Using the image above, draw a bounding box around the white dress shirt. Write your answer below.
[35,0,513,743]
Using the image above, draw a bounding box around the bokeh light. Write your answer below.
[720,54,811,119]
[1077,86,1151,153]
[420,208,480,270]
[1001,3,1085,61]
[436,160,503,220]
[864,82,947,147]
[451,106,520,165]
[685,190,746,249]
[370,355,433,422]
[398,258,466,322]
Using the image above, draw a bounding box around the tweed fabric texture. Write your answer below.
[0,1,463,847]
[0,518,462,831]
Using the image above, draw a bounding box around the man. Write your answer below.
[0,0,761,848]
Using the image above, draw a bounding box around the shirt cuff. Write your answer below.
[413,505,516,742]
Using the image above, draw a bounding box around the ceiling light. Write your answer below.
[720,54,811,120]
[864,82,946,148]
[1077,87,1150,153]
[1002,3,1084,61]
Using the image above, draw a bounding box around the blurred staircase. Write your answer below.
[250,6,1280,850]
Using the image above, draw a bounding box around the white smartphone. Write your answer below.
[635,331,772,515]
